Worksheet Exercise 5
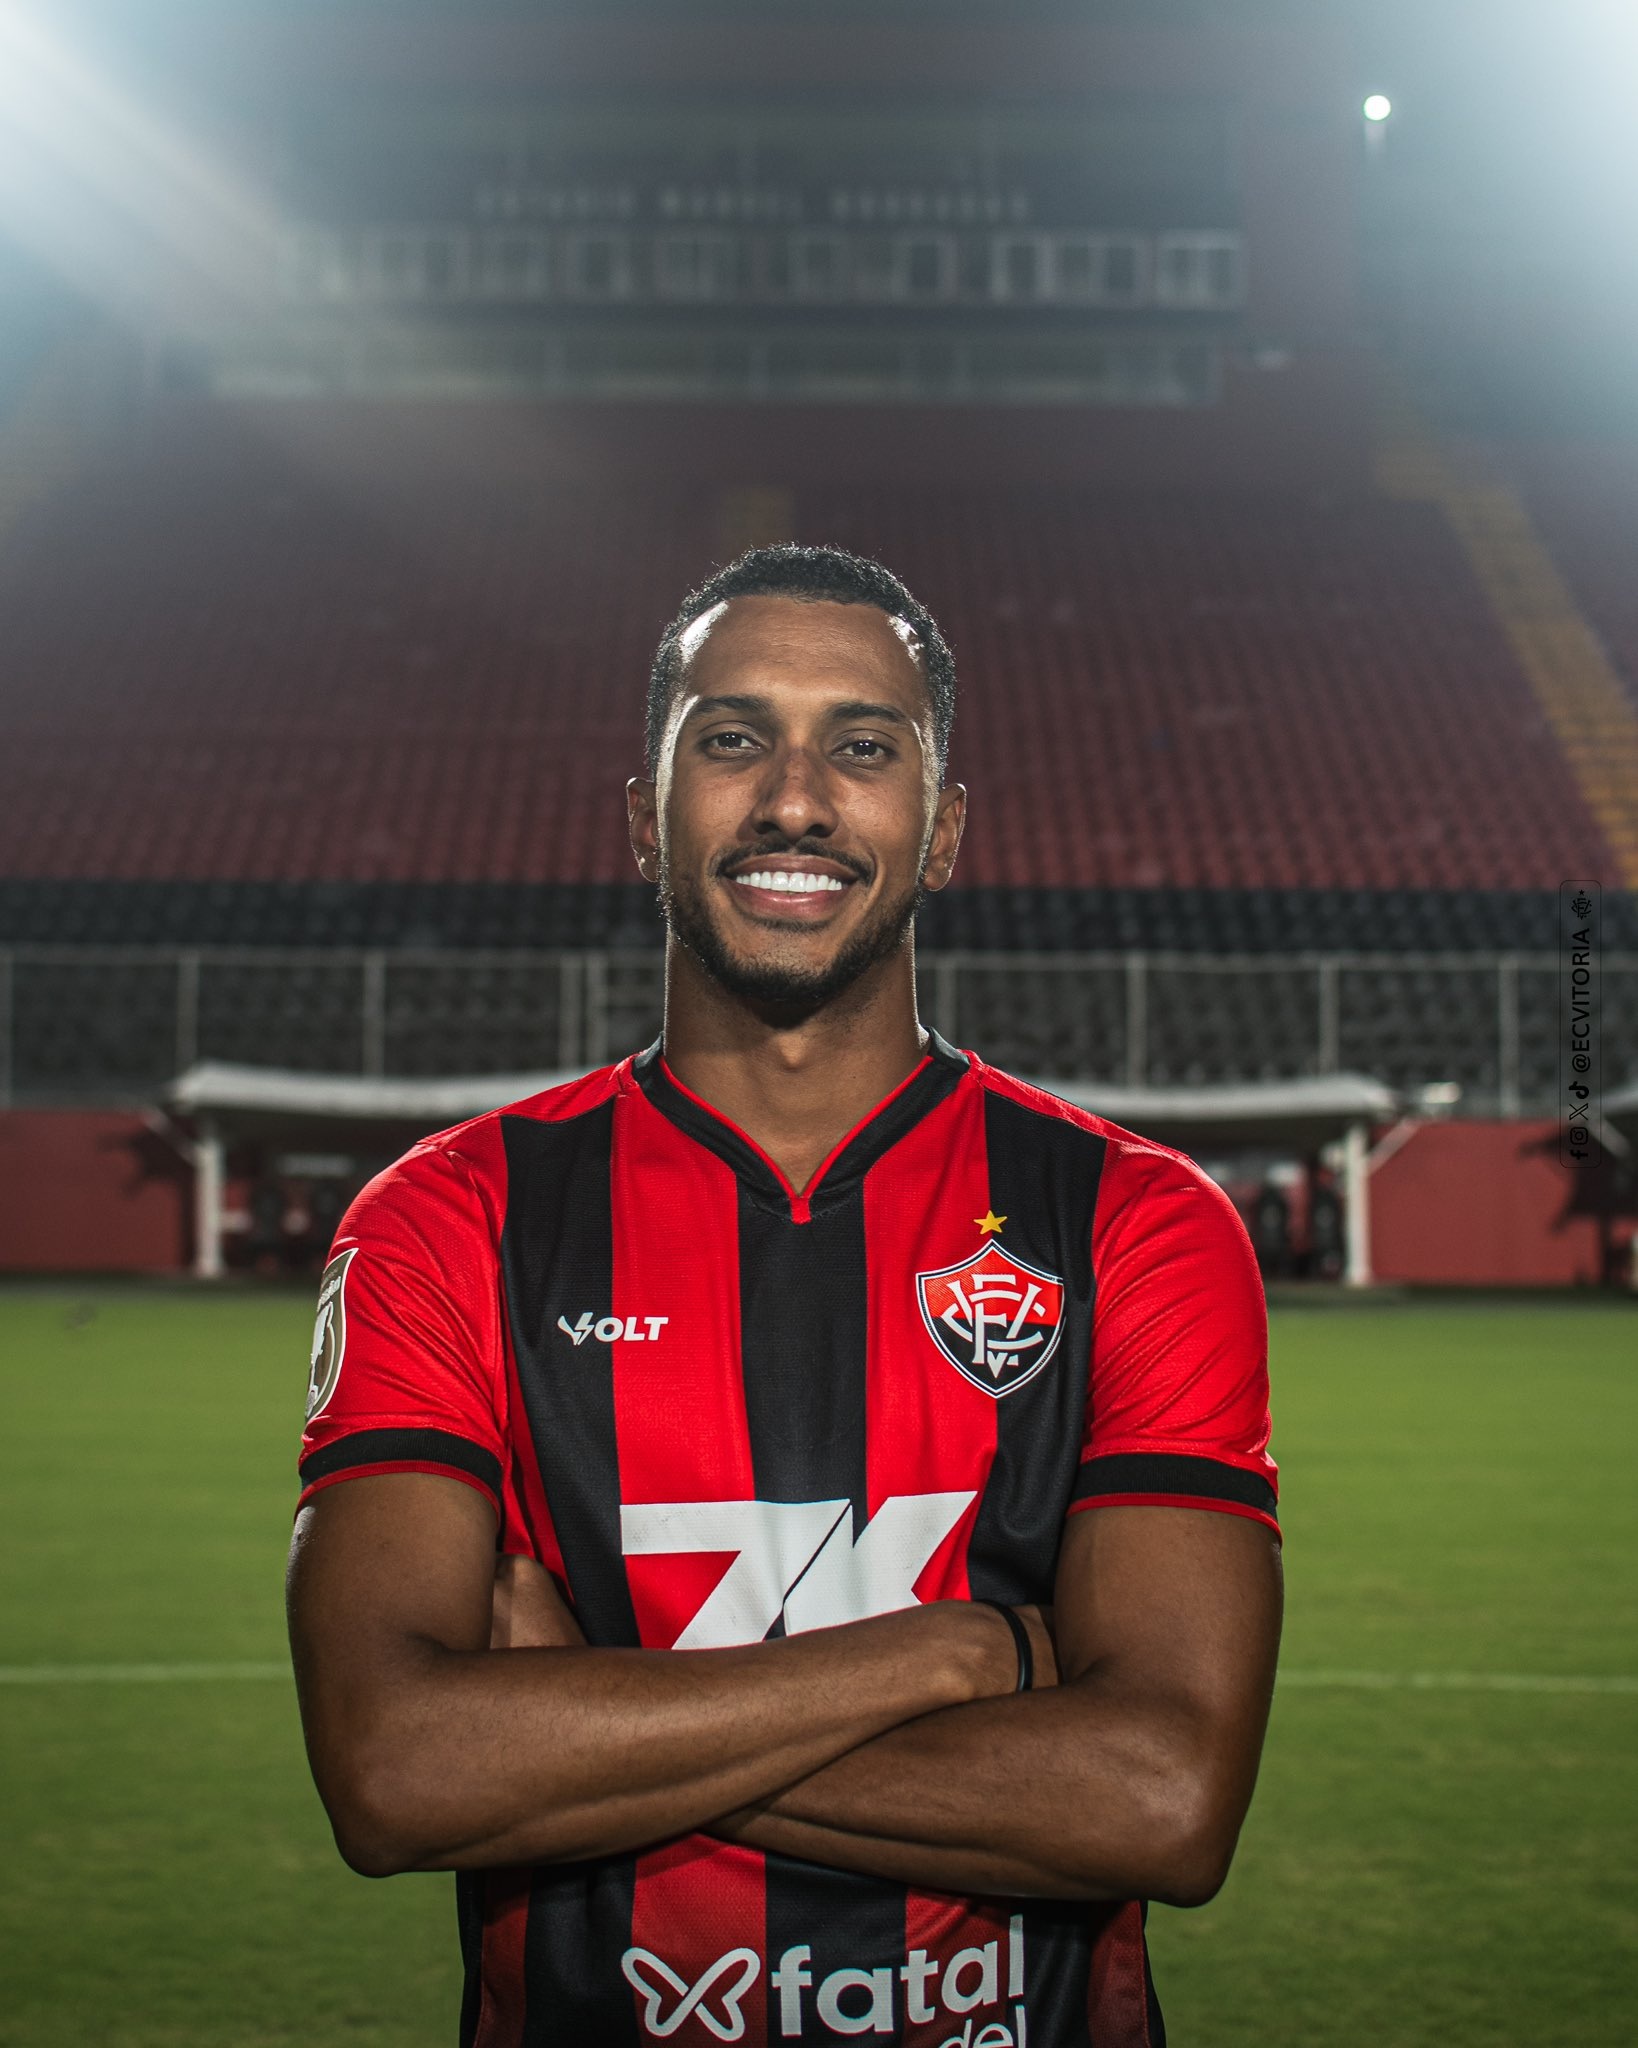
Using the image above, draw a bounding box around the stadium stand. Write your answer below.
[0,406,1619,918]
[804,482,1614,894]
[1513,441,1638,712]
[1,8,1634,1287]
[3,402,1632,1128]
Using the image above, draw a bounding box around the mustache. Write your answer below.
[712,840,872,883]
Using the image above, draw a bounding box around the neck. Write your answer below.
[659,939,928,1194]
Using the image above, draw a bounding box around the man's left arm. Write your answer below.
[710,1498,1281,1904]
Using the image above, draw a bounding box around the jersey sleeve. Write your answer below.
[297,1132,508,1522]
[1070,1136,1279,1535]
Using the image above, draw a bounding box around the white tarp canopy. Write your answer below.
[1030,1071,1399,1150]
[165,1064,583,1277]
[1029,1073,1396,1288]
[167,1060,1396,1141]
[166,1060,1395,1285]
[1601,1078,1638,1150]
[166,1060,579,1128]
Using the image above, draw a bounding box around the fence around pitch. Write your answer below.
[0,946,1632,1118]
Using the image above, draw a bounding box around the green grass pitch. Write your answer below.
[1,1284,1634,2047]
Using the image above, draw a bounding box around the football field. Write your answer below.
[1,1285,1633,2047]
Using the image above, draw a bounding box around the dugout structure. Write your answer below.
[165,1061,1395,1288]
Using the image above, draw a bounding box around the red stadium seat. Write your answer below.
[0,407,1618,893]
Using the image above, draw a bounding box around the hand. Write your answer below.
[490,1554,585,1651]
[952,1599,1060,1699]
[491,1568,1060,1692]
[1014,1603,1060,1691]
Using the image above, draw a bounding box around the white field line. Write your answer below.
[0,1661,1633,1694]
[1277,1669,1638,1695]
[0,1661,290,1683]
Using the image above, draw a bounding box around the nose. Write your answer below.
[748,737,840,844]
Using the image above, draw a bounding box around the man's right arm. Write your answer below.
[286,1470,1022,1878]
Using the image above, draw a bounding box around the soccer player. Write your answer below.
[287,546,1282,2047]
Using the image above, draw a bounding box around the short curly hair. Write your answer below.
[645,543,956,776]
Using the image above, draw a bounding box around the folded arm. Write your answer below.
[709,1504,1282,1904]
[285,1471,1022,1877]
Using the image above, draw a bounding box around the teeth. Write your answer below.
[731,869,846,894]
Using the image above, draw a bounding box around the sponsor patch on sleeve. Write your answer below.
[305,1247,358,1421]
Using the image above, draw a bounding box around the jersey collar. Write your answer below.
[630,1032,969,1222]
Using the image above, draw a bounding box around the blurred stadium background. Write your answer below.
[1,0,1637,1285]
[0,2,1634,2043]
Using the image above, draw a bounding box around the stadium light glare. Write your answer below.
[1362,95,1393,124]
[0,1,282,333]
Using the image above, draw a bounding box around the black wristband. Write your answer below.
[978,1600,1034,1693]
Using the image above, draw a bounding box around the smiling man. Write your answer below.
[287,545,1282,2048]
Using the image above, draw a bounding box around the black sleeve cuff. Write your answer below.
[299,1427,503,1505]
[1072,1451,1278,1525]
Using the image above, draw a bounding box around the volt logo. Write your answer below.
[557,1312,669,1346]
[621,1947,760,2042]
[619,1493,977,1648]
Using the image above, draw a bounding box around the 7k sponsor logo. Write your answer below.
[620,1492,976,1647]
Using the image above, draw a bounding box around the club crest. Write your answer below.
[916,1239,1065,1397]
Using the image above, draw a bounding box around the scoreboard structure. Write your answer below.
[152,7,1367,492]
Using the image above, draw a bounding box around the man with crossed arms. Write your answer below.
[288,545,1282,2047]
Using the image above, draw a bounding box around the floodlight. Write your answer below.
[1363,95,1393,123]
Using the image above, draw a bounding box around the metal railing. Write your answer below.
[1,944,1633,1116]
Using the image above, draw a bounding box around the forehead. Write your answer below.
[675,594,929,715]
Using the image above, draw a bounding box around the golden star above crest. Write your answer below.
[975,1209,1007,1236]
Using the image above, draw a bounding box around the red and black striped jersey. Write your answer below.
[299,1034,1278,2048]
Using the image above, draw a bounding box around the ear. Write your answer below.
[627,777,660,884]
[920,782,966,893]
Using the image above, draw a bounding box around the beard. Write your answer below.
[658,848,926,1018]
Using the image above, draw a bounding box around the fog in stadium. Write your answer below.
[1,2,1633,2044]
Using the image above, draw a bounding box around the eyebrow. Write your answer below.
[686,693,914,728]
